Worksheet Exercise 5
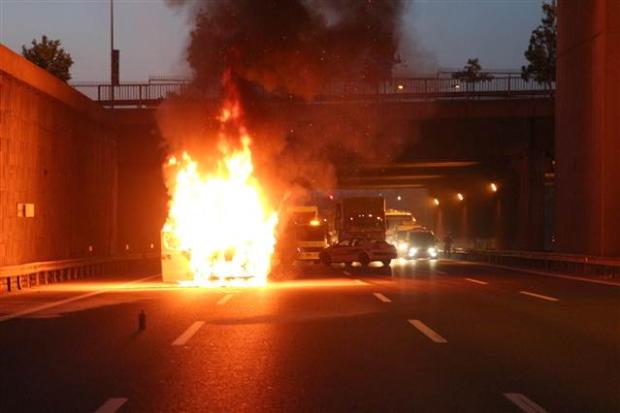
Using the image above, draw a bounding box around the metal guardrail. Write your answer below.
[0,253,161,293]
[457,249,620,278]
[72,76,554,107]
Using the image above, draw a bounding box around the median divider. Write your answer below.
[455,249,620,280]
[0,253,160,294]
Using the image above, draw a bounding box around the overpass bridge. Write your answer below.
[105,91,553,252]
[72,75,552,107]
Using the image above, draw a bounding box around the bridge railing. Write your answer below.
[71,82,190,105]
[456,249,620,279]
[0,253,161,293]
[72,75,554,107]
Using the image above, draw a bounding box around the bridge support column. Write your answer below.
[516,119,548,251]
[556,0,620,256]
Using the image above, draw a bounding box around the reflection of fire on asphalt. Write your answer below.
[161,83,278,287]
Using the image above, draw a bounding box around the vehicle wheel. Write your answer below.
[320,252,332,266]
[359,253,370,267]
[382,259,391,267]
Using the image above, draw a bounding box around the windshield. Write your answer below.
[296,225,325,241]
[408,232,435,246]
[289,211,316,225]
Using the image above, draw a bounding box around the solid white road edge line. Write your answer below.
[519,290,559,302]
[172,321,205,346]
[465,277,488,285]
[373,292,392,303]
[93,397,128,413]
[408,319,448,343]
[0,274,159,323]
[504,393,549,413]
[475,262,620,287]
[217,294,234,305]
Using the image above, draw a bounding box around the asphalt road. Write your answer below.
[0,259,618,412]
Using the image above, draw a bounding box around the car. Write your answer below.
[395,230,438,259]
[319,238,397,267]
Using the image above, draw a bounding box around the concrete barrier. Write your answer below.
[456,249,620,279]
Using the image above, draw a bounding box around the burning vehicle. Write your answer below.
[160,88,278,287]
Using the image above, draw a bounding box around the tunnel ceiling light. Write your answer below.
[490,182,498,192]
[457,193,464,201]
[433,198,440,206]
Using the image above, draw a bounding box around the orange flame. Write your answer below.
[161,96,278,287]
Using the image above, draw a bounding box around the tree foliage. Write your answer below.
[22,35,74,82]
[521,1,556,89]
[452,58,493,83]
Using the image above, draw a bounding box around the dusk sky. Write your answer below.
[0,0,545,83]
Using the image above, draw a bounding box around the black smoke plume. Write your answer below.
[160,0,416,204]
[169,0,404,98]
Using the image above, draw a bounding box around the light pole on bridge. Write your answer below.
[110,0,119,106]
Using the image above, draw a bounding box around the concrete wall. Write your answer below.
[0,45,117,265]
[109,109,167,254]
[556,0,620,256]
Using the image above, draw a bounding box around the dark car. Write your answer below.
[395,230,438,259]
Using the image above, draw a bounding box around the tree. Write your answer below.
[521,0,556,90]
[452,58,494,83]
[22,35,74,82]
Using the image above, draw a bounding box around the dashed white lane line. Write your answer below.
[94,397,128,413]
[408,319,448,343]
[343,271,351,275]
[372,292,391,303]
[434,270,448,275]
[217,294,234,305]
[172,321,205,346]
[465,277,488,285]
[0,274,159,323]
[519,290,559,302]
[504,393,549,413]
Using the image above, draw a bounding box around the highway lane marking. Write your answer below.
[519,290,559,302]
[94,397,128,413]
[504,393,549,413]
[172,321,205,346]
[353,279,367,285]
[465,277,488,285]
[217,293,233,305]
[434,270,448,275]
[0,274,159,323]
[343,271,351,275]
[372,292,392,303]
[408,319,448,343]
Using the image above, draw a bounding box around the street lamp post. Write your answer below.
[110,0,119,105]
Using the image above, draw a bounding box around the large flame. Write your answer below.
[162,98,278,287]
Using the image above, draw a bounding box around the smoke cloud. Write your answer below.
[159,0,422,205]
[169,0,404,98]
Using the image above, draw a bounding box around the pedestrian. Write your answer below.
[443,233,453,258]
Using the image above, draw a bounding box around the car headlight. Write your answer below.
[428,247,437,257]
[408,247,418,257]
[398,242,409,252]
